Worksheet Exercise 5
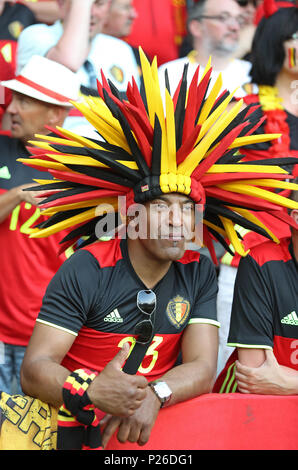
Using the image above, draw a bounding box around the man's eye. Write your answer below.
[152,202,168,210]
[183,204,194,211]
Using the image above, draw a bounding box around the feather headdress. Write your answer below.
[19,49,298,263]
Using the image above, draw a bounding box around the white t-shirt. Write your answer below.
[17,21,140,92]
[16,22,140,138]
[158,53,252,100]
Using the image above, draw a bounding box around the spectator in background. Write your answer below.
[101,0,146,81]
[158,0,251,98]
[102,0,137,38]
[216,2,298,375]
[17,0,140,93]
[0,52,14,129]
[0,0,37,128]
[0,55,80,395]
[214,181,298,395]
[180,0,259,60]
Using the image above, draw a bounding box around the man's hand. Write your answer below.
[101,386,161,448]
[87,343,148,417]
[19,183,49,206]
[0,182,49,224]
[235,350,291,395]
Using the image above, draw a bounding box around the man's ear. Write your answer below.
[188,19,203,40]
[47,105,69,128]
[290,209,298,227]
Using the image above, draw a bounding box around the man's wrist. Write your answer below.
[148,380,172,408]
[12,186,25,204]
[148,384,163,409]
[280,371,298,395]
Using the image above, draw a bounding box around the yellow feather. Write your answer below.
[46,153,138,170]
[29,208,97,238]
[55,127,104,149]
[27,141,54,152]
[230,133,281,148]
[199,56,212,82]
[198,89,236,141]
[206,164,288,174]
[178,99,244,175]
[197,72,223,125]
[165,88,176,174]
[82,97,124,134]
[41,197,118,215]
[203,219,227,237]
[33,179,62,184]
[227,206,280,243]
[218,182,298,210]
[139,47,156,126]
[220,216,250,257]
[233,179,298,191]
[17,158,68,171]
[32,134,84,147]
[61,106,131,153]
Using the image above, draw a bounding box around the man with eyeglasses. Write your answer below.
[158,0,252,98]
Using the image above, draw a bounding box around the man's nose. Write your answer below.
[7,97,17,115]
[228,17,241,32]
[169,205,183,227]
[130,7,137,20]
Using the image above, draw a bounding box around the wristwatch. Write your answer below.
[148,380,172,408]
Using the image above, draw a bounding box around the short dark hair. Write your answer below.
[250,7,298,86]
[187,0,208,24]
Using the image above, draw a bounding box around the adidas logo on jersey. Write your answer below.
[281,311,298,326]
[0,166,11,180]
[104,309,123,323]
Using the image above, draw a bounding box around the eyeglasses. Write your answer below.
[197,13,246,27]
[134,289,156,344]
[237,0,257,7]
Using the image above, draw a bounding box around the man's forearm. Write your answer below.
[47,0,94,71]
[20,358,70,409]
[0,187,23,223]
[159,359,216,407]
[236,349,298,395]
[21,1,61,23]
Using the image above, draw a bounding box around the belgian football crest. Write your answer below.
[166,296,190,329]
[109,65,124,84]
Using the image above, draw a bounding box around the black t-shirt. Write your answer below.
[38,237,219,379]
[0,135,50,188]
[228,238,298,351]
[214,237,298,393]
[0,135,67,345]
[0,3,36,41]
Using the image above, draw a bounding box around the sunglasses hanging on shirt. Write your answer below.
[134,290,157,345]
[122,289,157,375]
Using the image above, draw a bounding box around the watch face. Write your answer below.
[155,381,172,399]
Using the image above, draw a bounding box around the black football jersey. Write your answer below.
[38,237,219,380]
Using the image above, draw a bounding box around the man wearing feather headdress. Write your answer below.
[17,48,298,449]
